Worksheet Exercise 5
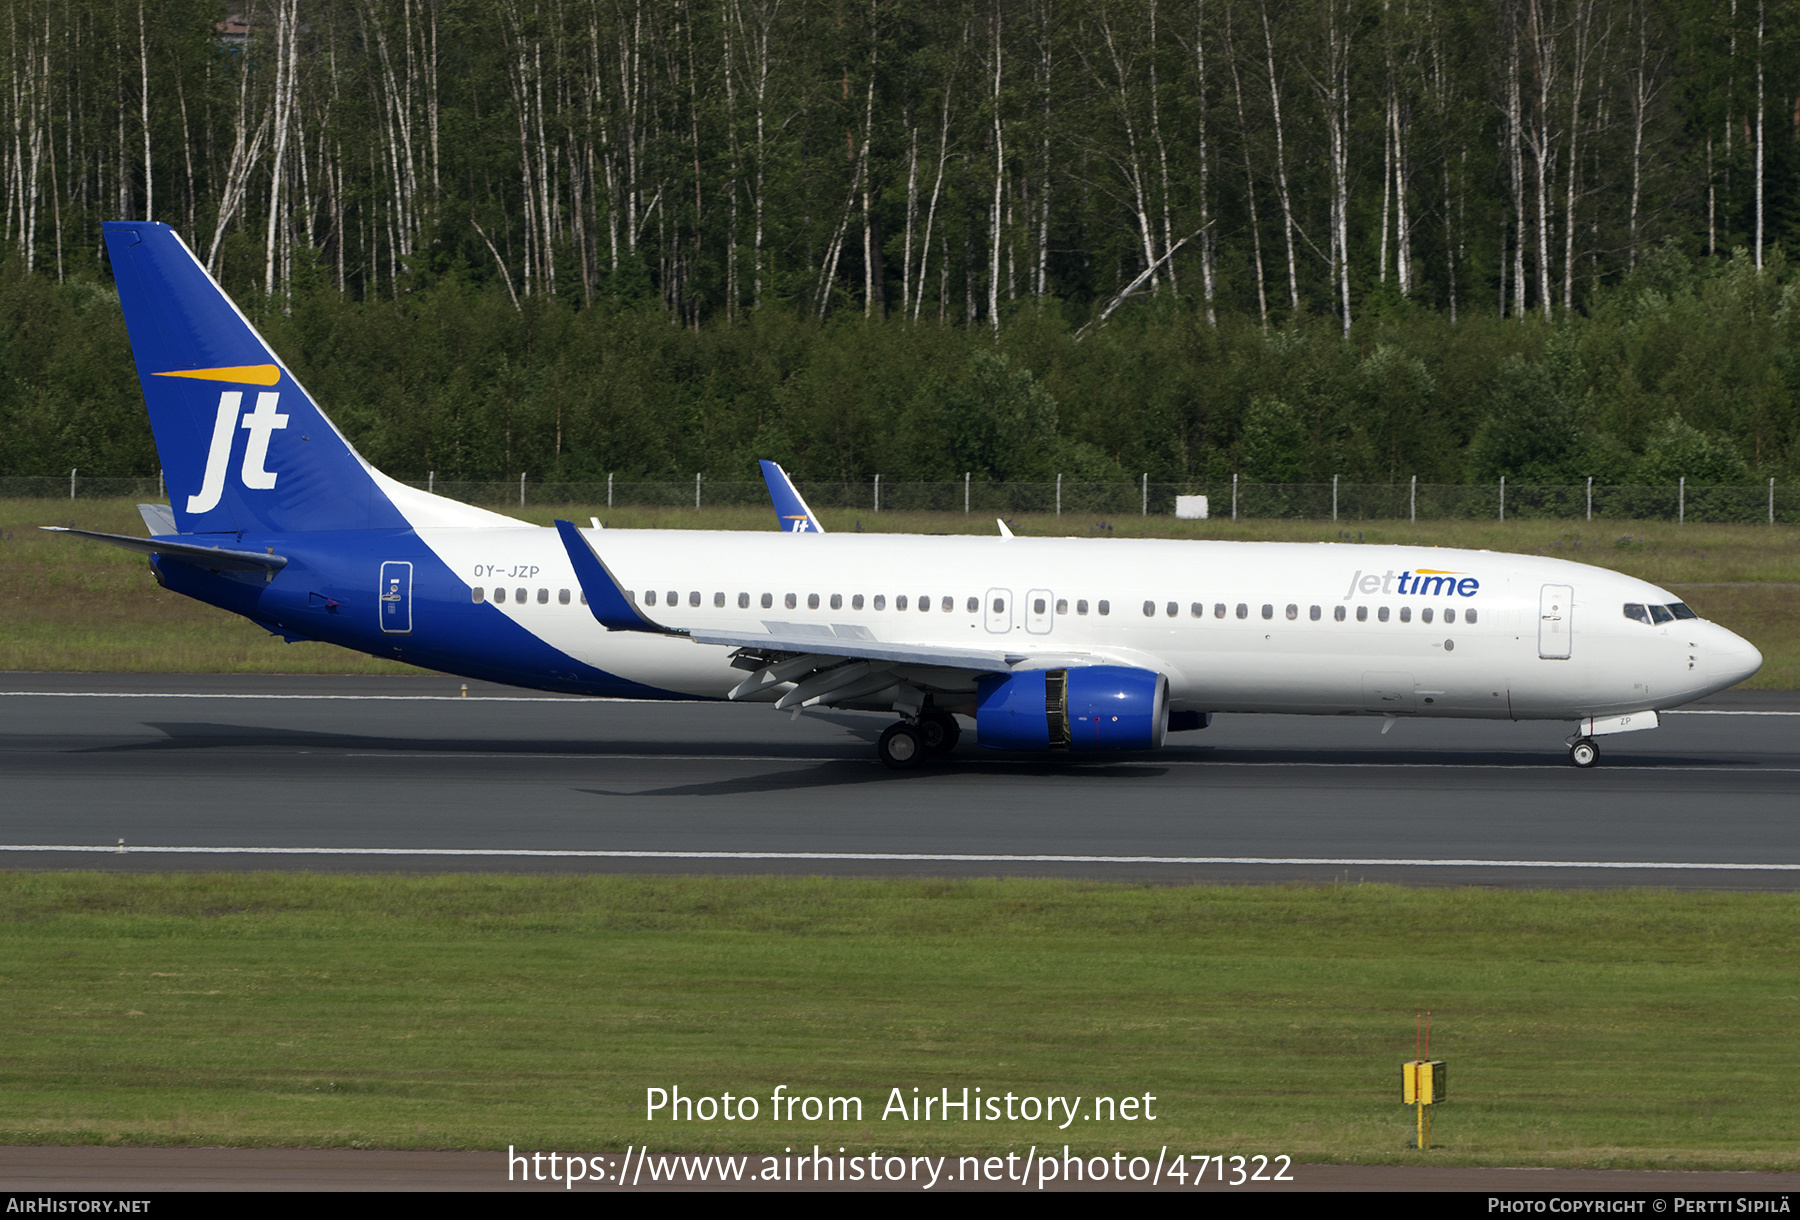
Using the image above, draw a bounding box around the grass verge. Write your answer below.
[1,872,1796,1168]
[2,499,1794,685]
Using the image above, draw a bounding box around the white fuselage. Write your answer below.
[423,528,1762,720]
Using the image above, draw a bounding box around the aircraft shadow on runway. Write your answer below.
[579,760,1168,799]
[75,721,1746,773]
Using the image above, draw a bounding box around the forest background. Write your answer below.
[0,0,1797,493]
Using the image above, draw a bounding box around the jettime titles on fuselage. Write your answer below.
[1341,569,1480,600]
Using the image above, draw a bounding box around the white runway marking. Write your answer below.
[1,692,1795,714]
[3,845,1798,870]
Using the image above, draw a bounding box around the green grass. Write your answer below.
[1,498,1795,685]
[1,873,1796,1168]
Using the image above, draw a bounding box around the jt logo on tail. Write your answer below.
[187,390,289,513]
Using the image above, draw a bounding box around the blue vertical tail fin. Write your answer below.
[104,221,403,535]
[758,460,826,533]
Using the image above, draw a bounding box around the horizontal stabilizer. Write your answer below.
[42,526,287,572]
[553,519,680,634]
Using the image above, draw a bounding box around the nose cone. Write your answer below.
[1709,628,1764,690]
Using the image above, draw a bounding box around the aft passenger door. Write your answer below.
[1539,584,1573,659]
[379,561,413,634]
[985,588,1013,634]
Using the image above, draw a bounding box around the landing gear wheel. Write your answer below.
[1569,738,1599,768]
[878,722,926,770]
[919,711,961,755]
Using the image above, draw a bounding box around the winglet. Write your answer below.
[758,460,826,534]
[553,519,680,634]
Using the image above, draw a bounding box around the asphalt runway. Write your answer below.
[2,672,1797,887]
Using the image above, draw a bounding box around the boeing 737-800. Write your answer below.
[50,221,1763,769]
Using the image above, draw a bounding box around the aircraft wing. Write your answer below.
[553,519,1108,711]
[758,460,825,533]
[41,526,288,572]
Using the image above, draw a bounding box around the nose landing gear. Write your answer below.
[1568,737,1599,768]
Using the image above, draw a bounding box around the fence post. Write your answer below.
[1141,473,1148,516]
[428,471,435,494]
[1332,474,1338,522]
[520,472,526,507]
[1678,476,1684,524]
[964,472,970,514]
[1056,473,1062,516]
[158,469,164,499]
[1410,475,1416,524]
[70,468,76,499]
[607,473,614,508]
[695,472,702,509]
[874,473,880,513]
[1587,476,1592,521]
[1499,476,1505,521]
[1232,473,1238,521]
[1770,478,1775,526]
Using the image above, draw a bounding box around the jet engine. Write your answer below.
[975,666,1169,751]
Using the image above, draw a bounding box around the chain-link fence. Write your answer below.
[4,473,1795,524]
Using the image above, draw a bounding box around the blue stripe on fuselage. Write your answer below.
[151,528,685,699]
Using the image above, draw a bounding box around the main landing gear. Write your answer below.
[877,711,962,770]
[1568,737,1599,768]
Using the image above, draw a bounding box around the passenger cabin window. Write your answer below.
[516,588,528,604]
[1356,606,1367,622]
[1310,605,1321,621]
[785,593,797,609]
[831,594,843,610]
[664,590,676,606]
[874,595,887,610]
[536,588,548,604]
[1036,598,1048,615]
[495,587,507,603]
[1261,604,1274,620]
[1623,603,1651,624]
[942,596,955,612]
[1333,605,1346,622]
[1214,604,1226,618]
[560,589,571,605]
[1057,599,1069,615]
[1444,608,1455,624]
[714,592,725,607]
[967,597,979,613]
[896,595,909,610]
[1465,609,1478,624]
[918,595,930,612]
[1285,604,1297,620]
[472,587,485,603]
[738,593,750,608]
[1143,601,1155,617]
[1166,602,1178,618]
[1399,606,1412,623]
[1649,604,1674,624]
[1098,600,1110,616]
[1421,607,1433,624]
[1378,607,1390,622]
[761,593,773,609]
[1076,599,1089,615]
[1191,603,1204,618]
[807,594,820,609]
[853,594,865,610]
[689,591,700,607]
[1236,603,1248,619]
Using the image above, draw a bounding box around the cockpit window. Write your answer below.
[1622,603,1651,624]
[1649,604,1674,624]
[1668,602,1699,620]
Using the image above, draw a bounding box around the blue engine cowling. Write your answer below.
[975,666,1169,751]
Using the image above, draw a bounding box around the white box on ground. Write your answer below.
[1175,495,1209,520]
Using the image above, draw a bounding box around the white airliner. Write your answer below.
[53,222,1763,770]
